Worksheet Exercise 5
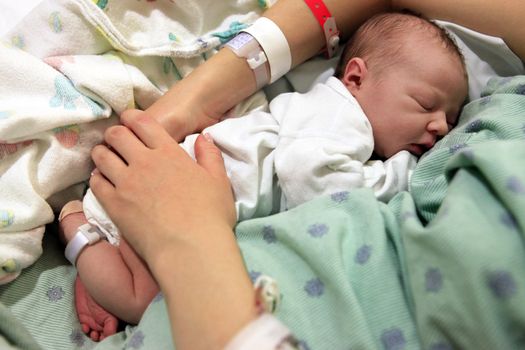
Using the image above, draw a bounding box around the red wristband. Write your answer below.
[304,0,340,58]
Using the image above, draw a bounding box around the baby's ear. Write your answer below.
[341,57,368,93]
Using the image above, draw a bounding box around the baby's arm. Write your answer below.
[275,135,372,209]
[75,238,159,325]
[364,151,417,202]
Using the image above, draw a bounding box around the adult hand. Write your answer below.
[89,109,236,265]
[90,110,256,349]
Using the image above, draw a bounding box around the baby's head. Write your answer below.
[336,12,468,158]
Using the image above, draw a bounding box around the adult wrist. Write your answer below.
[225,314,298,350]
[148,222,236,279]
[241,17,292,84]
[149,224,258,349]
[146,76,211,140]
[226,32,270,89]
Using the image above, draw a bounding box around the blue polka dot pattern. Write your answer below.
[355,245,372,265]
[425,268,443,293]
[70,329,86,347]
[47,286,65,302]
[298,340,311,350]
[330,191,349,203]
[500,212,518,230]
[262,225,277,244]
[506,176,525,194]
[429,342,452,350]
[465,119,483,133]
[304,278,324,298]
[449,143,468,155]
[307,223,329,238]
[381,328,406,350]
[486,270,517,299]
[127,330,145,349]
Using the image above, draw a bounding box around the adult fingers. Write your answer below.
[103,125,147,164]
[91,145,127,187]
[194,133,236,227]
[194,133,229,183]
[89,168,117,212]
[120,109,174,149]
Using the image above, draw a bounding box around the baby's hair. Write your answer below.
[335,11,466,78]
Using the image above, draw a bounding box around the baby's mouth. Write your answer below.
[407,143,430,157]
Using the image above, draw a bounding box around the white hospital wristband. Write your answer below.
[65,223,104,266]
[242,17,292,84]
[224,314,299,350]
[226,32,270,89]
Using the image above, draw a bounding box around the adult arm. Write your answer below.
[393,0,525,60]
[145,0,391,140]
[147,0,524,142]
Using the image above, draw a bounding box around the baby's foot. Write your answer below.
[75,276,119,341]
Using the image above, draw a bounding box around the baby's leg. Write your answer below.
[77,237,160,325]
[59,208,159,335]
[59,210,118,340]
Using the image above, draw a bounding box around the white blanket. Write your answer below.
[0,0,265,284]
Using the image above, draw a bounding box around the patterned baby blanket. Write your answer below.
[0,0,265,284]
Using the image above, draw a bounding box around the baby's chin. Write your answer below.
[369,151,385,160]
[374,145,426,159]
[406,143,432,157]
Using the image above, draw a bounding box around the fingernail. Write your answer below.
[203,132,213,143]
[91,168,100,176]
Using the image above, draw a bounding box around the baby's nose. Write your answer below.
[428,113,449,136]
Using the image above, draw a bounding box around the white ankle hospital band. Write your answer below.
[65,223,105,266]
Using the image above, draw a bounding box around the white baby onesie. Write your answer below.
[84,77,416,242]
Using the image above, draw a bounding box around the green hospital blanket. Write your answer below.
[0,76,524,349]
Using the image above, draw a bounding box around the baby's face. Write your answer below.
[354,40,468,159]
